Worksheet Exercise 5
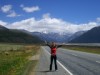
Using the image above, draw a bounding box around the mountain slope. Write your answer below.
[0,25,43,43]
[69,26,100,43]
[0,25,9,30]
[68,31,86,41]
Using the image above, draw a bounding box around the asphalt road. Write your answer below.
[36,47,71,75]
[43,46,100,75]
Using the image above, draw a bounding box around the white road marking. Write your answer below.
[71,54,77,56]
[57,61,73,75]
[96,61,100,64]
[42,47,73,75]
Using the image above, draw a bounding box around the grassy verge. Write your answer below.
[0,44,40,75]
[63,45,100,54]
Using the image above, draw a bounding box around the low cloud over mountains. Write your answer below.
[0,13,100,34]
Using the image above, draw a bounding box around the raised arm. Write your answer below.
[57,45,62,48]
[45,41,51,47]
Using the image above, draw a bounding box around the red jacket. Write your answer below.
[51,46,57,55]
[47,44,62,55]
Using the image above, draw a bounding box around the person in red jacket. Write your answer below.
[45,41,62,71]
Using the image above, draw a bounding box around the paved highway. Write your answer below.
[43,46,100,75]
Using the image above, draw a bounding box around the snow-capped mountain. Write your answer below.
[32,32,73,43]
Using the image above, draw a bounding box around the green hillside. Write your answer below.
[0,25,43,44]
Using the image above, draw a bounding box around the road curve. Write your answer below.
[43,46,100,75]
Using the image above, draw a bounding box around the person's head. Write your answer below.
[51,42,56,46]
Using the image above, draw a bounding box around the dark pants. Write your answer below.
[50,55,58,70]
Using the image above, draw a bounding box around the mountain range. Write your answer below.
[32,32,72,43]
[0,24,100,43]
[32,26,100,43]
[69,26,100,43]
[0,25,43,44]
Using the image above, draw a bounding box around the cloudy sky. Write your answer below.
[0,0,100,33]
